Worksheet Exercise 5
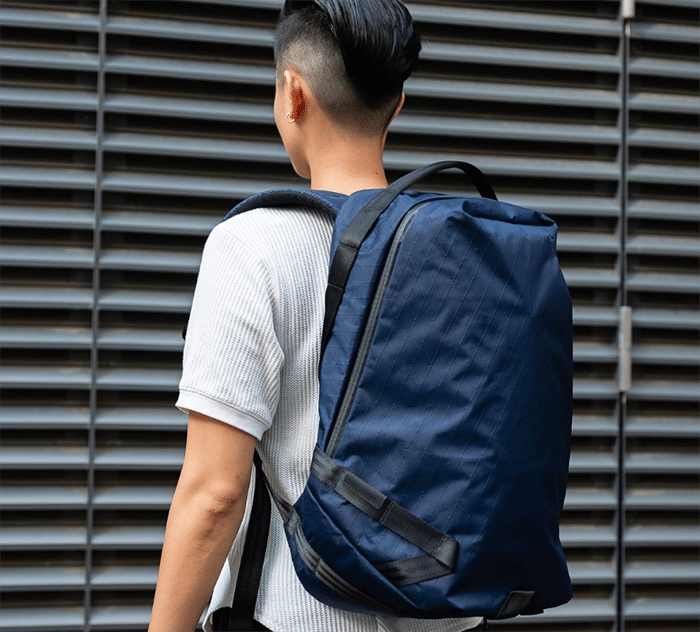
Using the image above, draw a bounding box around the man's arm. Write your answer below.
[148,411,256,632]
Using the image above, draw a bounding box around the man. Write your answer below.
[149,2,485,630]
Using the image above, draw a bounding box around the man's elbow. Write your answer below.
[201,487,246,521]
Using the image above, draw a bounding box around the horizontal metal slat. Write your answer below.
[387,115,620,145]
[0,7,99,31]
[106,15,272,47]
[563,489,618,510]
[630,55,700,80]
[0,245,93,269]
[0,125,96,150]
[103,132,283,162]
[0,286,93,309]
[99,288,193,313]
[0,87,97,111]
[0,446,89,469]
[0,327,92,349]
[569,453,618,473]
[407,3,620,37]
[625,526,700,546]
[0,166,96,190]
[562,269,620,289]
[96,407,185,430]
[91,566,157,589]
[0,407,90,430]
[92,525,164,549]
[627,235,700,257]
[0,366,92,389]
[1,443,178,466]
[0,486,87,509]
[383,151,621,180]
[625,597,700,619]
[105,54,274,84]
[93,486,173,509]
[626,490,700,510]
[0,205,95,230]
[104,92,271,123]
[627,272,700,294]
[506,598,616,623]
[573,378,620,399]
[101,171,275,198]
[629,163,700,187]
[572,415,618,436]
[0,526,86,550]
[90,605,153,628]
[630,21,700,44]
[421,41,620,73]
[567,561,617,584]
[629,126,700,151]
[632,345,700,366]
[630,91,700,115]
[0,608,84,631]
[558,233,620,253]
[633,308,700,330]
[2,368,179,397]
[561,525,617,547]
[638,0,700,9]
[97,368,180,391]
[629,200,700,221]
[626,418,700,438]
[102,210,217,236]
[573,306,620,326]
[407,76,620,109]
[629,381,700,401]
[0,46,98,71]
[626,454,700,474]
[508,196,620,218]
[94,447,184,469]
[99,328,184,352]
[626,562,700,586]
[0,566,86,591]
[100,249,201,273]
[574,344,618,363]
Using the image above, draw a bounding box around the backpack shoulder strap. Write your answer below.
[224,189,348,221]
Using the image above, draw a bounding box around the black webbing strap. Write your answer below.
[214,452,271,631]
[321,160,497,355]
[312,447,458,586]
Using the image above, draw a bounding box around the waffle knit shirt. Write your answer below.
[177,206,483,632]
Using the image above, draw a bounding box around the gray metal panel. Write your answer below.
[1,0,698,630]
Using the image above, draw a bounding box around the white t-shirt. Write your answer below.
[177,206,483,632]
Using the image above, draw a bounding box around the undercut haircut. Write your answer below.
[274,0,421,136]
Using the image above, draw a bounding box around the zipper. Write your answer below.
[325,202,429,457]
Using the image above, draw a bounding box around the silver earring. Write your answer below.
[286,112,296,123]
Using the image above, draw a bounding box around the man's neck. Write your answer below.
[307,130,389,195]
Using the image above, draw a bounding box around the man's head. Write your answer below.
[274,0,421,137]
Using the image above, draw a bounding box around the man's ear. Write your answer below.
[284,69,307,122]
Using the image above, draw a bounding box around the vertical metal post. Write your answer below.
[617,1,634,630]
[85,0,107,630]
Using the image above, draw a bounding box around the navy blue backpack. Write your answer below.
[213,161,572,630]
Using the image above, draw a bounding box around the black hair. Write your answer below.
[274,0,421,133]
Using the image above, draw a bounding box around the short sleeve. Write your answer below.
[176,220,284,440]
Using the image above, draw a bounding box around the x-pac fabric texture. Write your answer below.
[176,207,484,632]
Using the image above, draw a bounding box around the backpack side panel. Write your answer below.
[291,194,573,618]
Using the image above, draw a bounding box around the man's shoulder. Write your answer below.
[215,205,333,250]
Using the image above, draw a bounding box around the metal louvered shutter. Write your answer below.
[0,1,697,631]
[623,1,700,630]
